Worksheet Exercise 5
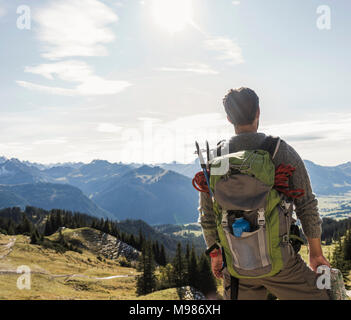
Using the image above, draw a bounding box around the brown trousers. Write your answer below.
[223,253,330,300]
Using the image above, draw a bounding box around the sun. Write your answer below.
[151,0,194,33]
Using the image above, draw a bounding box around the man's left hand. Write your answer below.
[309,254,331,273]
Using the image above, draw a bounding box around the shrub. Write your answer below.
[119,256,132,267]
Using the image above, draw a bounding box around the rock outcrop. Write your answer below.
[179,286,206,300]
[67,228,140,261]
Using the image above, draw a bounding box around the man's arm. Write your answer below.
[198,192,218,248]
[284,143,330,270]
[198,192,223,279]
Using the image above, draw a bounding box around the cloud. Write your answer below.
[282,134,324,142]
[17,60,131,96]
[157,63,219,75]
[34,0,118,60]
[205,36,244,65]
[232,1,241,5]
[0,6,6,18]
[33,138,67,145]
[16,81,76,96]
[97,123,123,133]
[261,116,351,143]
[261,114,351,165]
[17,1,130,96]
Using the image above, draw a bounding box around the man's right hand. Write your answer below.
[210,251,224,279]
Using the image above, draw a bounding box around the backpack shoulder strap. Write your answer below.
[260,135,281,159]
[216,136,281,159]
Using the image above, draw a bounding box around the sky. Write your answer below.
[0,0,350,165]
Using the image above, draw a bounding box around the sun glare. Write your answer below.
[151,0,193,33]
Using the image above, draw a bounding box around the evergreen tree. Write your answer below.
[184,243,191,285]
[331,237,344,270]
[153,241,160,265]
[136,241,157,296]
[343,228,351,261]
[157,263,175,290]
[331,236,351,288]
[7,220,15,235]
[173,242,185,288]
[30,228,41,244]
[111,224,120,238]
[50,215,57,234]
[17,213,33,235]
[103,219,111,234]
[58,229,67,246]
[44,217,53,236]
[159,244,167,266]
[138,228,144,251]
[98,218,104,230]
[188,245,199,289]
[197,253,217,295]
[129,234,137,248]
[56,212,63,229]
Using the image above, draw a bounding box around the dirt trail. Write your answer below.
[0,270,134,281]
[51,274,134,280]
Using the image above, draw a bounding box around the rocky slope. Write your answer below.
[56,227,140,261]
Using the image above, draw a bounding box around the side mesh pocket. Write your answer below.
[224,227,272,275]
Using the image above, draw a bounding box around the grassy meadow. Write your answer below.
[0,230,349,300]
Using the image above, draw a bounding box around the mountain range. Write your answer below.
[0,157,198,224]
[304,160,351,195]
[0,156,350,224]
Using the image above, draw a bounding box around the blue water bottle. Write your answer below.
[232,218,250,237]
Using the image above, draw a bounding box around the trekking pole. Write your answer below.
[195,141,213,198]
[205,140,210,171]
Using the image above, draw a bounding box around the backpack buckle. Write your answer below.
[281,200,291,211]
[281,234,289,244]
[257,208,265,226]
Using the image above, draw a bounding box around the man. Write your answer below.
[198,87,330,300]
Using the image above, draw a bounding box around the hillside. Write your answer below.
[0,230,192,300]
[0,183,110,219]
[0,231,141,300]
[116,220,205,256]
[92,165,198,224]
[0,189,28,208]
[0,206,207,258]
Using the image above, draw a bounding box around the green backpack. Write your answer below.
[209,137,298,279]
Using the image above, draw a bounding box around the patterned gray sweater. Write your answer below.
[198,132,322,248]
